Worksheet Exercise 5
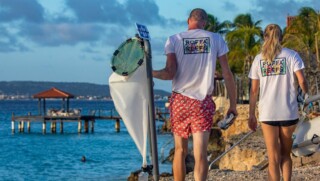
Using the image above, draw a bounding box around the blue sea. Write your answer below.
[0,100,173,181]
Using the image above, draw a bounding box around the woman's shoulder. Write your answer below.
[250,53,262,66]
[254,53,262,60]
[281,47,298,55]
[280,48,302,62]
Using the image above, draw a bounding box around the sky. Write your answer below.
[0,0,319,92]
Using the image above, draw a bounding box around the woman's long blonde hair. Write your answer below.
[261,24,283,63]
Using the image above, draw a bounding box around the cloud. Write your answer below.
[0,0,184,52]
[81,47,100,54]
[20,22,106,46]
[222,1,239,12]
[125,0,165,25]
[249,0,320,27]
[65,0,172,26]
[65,0,130,25]
[0,41,28,52]
[0,0,44,23]
[102,25,133,44]
[0,26,28,52]
[91,56,105,61]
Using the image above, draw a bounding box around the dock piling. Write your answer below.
[18,121,21,132]
[21,121,25,133]
[115,119,120,132]
[91,120,94,133]
[27,112,31,133]
[84,120,89,133]
[60,121,64,133]
[78,120,82,133]
[27,121,31,133]
[53,122,57,133]
[50,122,53,133]
[42,121,46,134]
[11,121,15,133]
[11,113,15,133]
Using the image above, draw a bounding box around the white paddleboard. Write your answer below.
[292,116,320,157]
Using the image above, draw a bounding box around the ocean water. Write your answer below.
[0,100,173,181]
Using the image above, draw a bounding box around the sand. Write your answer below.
[159,162,320,180]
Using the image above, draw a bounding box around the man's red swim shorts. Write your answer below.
[169,92,215,138]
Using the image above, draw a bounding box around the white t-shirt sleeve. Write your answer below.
[292,52,305,72]
[164,36,175,54]
[248,56,260,79]
[217,35,229,57]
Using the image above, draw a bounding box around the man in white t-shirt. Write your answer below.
[153,8,237,181]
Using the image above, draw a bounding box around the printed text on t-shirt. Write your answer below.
[183,37,210,54]
[260,58,287,77]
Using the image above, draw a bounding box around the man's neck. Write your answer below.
[188,26,203,30]
[188,22,204,30]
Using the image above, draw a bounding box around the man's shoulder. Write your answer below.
[193,29,217,37]
[168,32,186,39]
[197,30,223,41]
[177,30,220,38]
[168,30,223,41]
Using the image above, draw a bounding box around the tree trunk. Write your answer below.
[316,33,319,69]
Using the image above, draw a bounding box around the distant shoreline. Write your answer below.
[0,81,171,100]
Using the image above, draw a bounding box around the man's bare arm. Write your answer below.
[248,79,259,131]
[218,54,237,115]
[152,53,177,80]
[249,79,259,117]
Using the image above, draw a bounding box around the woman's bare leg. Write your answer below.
[279,124,297,181]
[261,123,281,181]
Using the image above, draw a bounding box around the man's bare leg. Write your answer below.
[193,131,210,181]
[173,135,188,181]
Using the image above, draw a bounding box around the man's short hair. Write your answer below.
[189,8,208,22]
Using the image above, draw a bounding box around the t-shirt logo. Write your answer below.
[183,37,210,54]
[260,58,287,77]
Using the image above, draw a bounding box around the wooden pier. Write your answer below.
[11,113,122,134]
[11,108,169,134]
[11,87,169,134]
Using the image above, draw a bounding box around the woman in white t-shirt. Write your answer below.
[248,24,308,181]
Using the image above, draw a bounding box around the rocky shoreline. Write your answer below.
[129,103,320,180]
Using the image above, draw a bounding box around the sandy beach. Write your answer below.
[159,162,320,180]
[156,103,320,181]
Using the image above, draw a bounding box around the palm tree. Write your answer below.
[226,14,263,74]
[204,14,232,73]
[283,7,320,69]
[205,14,232,34]
[233,13,261,28]
[222,14,263,103]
